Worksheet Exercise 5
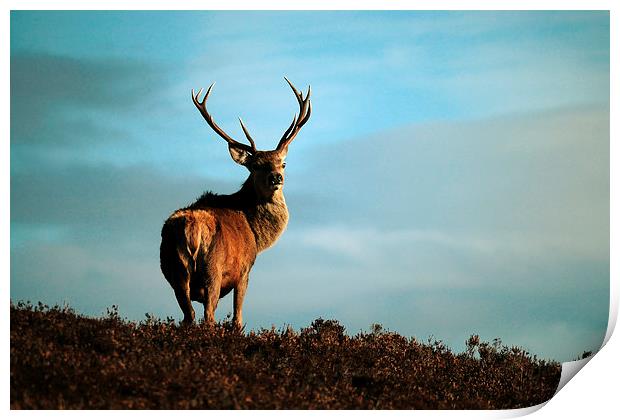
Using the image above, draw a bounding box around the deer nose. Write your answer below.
[268,173,283,185]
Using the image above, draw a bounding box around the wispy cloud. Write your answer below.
[10,11,609,362]
[11,103,609,361]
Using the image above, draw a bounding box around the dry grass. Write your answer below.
[10,302,561,409]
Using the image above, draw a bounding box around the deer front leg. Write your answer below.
[233,276,248,330]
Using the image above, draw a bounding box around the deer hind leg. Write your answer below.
[173,277,195,325]
[162,245,194,325]
[203,273,221,326]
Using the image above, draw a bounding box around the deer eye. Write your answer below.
[282,162,286,168]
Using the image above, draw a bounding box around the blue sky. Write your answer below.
[10,11,609,361]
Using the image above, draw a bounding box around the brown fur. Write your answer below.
[162,79,310,327]
[160,150,290,327]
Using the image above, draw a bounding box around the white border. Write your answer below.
[3,1,617,418]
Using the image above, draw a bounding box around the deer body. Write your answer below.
[160,79,310,328]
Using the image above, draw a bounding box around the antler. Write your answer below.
[191,83,257,153]
[276,77,312,151]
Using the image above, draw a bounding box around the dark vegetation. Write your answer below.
[11,302,561,409]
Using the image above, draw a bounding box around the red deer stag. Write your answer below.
[160,78,311,328]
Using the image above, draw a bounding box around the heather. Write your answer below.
[10,302,561,409]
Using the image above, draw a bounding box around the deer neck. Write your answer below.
[239,178,289,253]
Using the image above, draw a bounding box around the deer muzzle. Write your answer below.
[268,173,283,188]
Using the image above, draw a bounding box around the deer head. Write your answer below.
[191,78,311,200]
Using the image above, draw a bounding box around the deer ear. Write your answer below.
[228,144,252,166]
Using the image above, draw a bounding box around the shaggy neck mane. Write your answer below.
[188,176,289,252]
[189,178,259,211]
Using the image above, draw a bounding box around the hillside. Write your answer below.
[10,302,561,409]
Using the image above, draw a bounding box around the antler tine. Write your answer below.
[284,77,302,101]
[284,78,311,119]
[304,85,311,101]
[280,113,297,143]
[238,117,257,151]
[277,78,312,151]
[191,83,256,153]
[299,99,312,126]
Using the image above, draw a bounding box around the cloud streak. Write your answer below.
[10,11,609,362]
[10,105,609,361]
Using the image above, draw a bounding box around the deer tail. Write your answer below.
[183,218,201,273]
